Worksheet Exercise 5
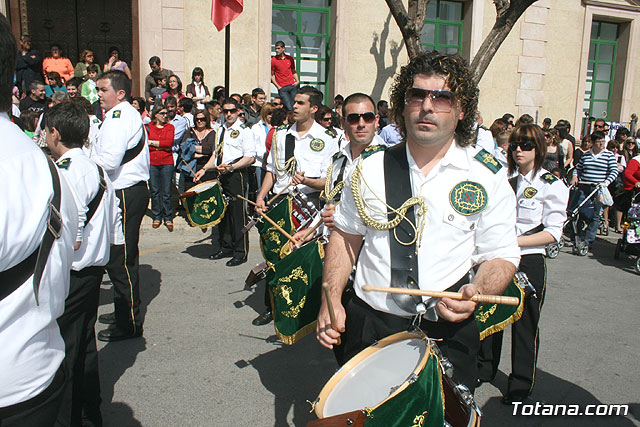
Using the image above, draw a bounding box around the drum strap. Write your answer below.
[0,156,62,304]
[84,165,107,227]
[216,128,226,166]
[120,126,146,166]
[384,143,422,313]
[285,133,295,163]
[332,157,349,202]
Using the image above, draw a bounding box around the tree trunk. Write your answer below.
[470,0,537,83]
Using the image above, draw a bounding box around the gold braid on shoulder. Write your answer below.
[323,162,345,203]
[350,158,427,248]
[272,128,298,176]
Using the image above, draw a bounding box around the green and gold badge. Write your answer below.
[310,138,325,152]
[230,130,240,138]
[449,181,488,216]
[523,187,538,199]
[112,110,121,118]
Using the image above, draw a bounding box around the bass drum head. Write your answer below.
[317,332,428,418]
[189,180,219,193]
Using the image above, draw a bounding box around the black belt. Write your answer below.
[0,156,62,304]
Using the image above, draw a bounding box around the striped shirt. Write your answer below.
[576,149,618,185]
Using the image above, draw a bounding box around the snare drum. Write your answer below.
[179,180,227,228]
[310,331,481,427]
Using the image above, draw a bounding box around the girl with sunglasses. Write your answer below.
[478,124,569,404]
[147,105,176,231]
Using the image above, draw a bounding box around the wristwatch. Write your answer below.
[228,165,234,173]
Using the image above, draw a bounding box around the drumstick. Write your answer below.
[299,201,340,242]
[181,158,197,178]
[322,282,341,346]
[361,285,520,306]
[266,171,305,206]
[236,195,296,243]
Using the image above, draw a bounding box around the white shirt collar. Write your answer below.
[58,147,84,161]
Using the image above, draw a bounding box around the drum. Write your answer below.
[257,191,320,265]
[179,180,227,228]
[309,331,481,427]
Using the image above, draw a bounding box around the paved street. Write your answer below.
[97,214,640,427]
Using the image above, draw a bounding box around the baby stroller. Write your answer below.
[614,192,640,274]
[547,182,602,257]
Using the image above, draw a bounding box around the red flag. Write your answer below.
[211,0,244,32]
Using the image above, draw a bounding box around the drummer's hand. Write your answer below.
[321,204,335,230]
[290,230,307,249]
[436,283,478,323]
[194,169,205,182]
[216,164,231,174]
[291,172,306,186]
[255,198,267,212]
[316,299,345,350]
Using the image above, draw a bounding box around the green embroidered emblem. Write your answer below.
[541,172,558,183]
[56,158,71,169]
[112,110,121,118]
[310,138,325,152]
[277,125,287,131]
[474,149,501,173]
[361,144,388,159]
[523,187,538,199]
[325,128,336,138]
[92,118,100,124]
[240,123,247,129]
[230,130,240,139]
[449,181,488,216]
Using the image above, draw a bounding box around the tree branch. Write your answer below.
[385,0,430,59]
[470,0,537,83]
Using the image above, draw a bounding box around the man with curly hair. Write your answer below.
[317,51,520,392]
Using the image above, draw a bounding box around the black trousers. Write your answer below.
[106,181,149,334]
[0,366,65,427]
[56,267,103,427]
[477,253,546,398]
[336,277,480,393]
[213,169,248,259]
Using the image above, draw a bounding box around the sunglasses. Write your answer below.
[509,141,536,151]
[195,117,206,122]
[404,88,455,112]
[222,108,237,114]
[320,116,332,122]
[346,112,376,125]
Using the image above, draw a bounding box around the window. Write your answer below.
[584,21,618,119]
[272,0,331,100]
[421,0,464,54]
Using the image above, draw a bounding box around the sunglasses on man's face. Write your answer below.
[509,140,536,151]
[404,88,455,112]
[346,112,376,125]
[223,108,237,114]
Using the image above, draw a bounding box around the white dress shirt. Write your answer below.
[514,168,569,256]
[251,120,270,167]
[91,101,150,190]
[216,119,256,166]
[266,121,339,194]
[56,148,125,271]
[0,113,77,407]
[334,141,520,316]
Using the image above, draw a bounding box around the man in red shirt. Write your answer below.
[270,41,299,111]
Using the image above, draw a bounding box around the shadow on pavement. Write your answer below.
[247,334,338,427]
[98,264,161,427]
[589,236,639,275]
[480,369,636,426]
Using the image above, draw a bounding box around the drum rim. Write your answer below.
[178,179,221,198]
[314,330,430,419]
